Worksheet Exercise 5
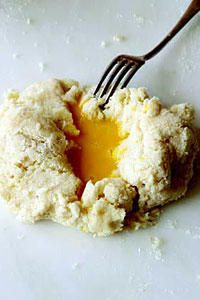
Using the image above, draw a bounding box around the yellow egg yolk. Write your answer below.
[67,102,122,184]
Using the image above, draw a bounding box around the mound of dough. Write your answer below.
[82,87,199,211]
[0,79,198,236]
[0,79,137,236]
[104,89,199,210]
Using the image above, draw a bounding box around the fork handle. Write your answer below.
[143,0,200,61]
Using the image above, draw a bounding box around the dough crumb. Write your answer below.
[38,62,46,72]
[112,34,126,42]
[26,17,31,25]
[150,236,164,260]
[100,40,109,48]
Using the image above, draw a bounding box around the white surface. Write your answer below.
[0,0,200,299]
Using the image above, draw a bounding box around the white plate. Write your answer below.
[0,1,200,299]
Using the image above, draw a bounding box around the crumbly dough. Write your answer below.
[0,79,198,236]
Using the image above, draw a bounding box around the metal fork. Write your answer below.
[94,0,200,109]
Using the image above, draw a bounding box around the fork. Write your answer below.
[94,0,200,109]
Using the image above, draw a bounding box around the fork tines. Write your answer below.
[94,55,143,108]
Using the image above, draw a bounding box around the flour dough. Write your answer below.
[0,79,198,236]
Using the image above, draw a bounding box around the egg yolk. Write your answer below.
[67,102,122,184]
